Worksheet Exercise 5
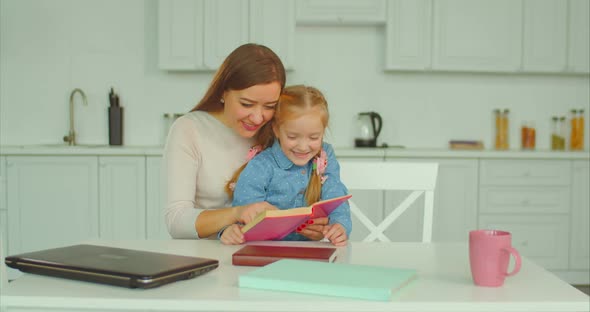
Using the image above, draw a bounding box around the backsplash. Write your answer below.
[1,1,588,150]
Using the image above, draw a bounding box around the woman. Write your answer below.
[163,44,329,240]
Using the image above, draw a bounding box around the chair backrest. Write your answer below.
[338,161,438,243]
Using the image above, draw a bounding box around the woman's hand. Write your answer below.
[220,224,245,245]
[296,217,329,241]
[233,201,277,224]
[323,223,348,246]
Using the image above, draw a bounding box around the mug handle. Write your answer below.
[503,246,522,276]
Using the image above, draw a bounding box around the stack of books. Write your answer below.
[449,140,484,150]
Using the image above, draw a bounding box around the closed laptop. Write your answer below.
[4,244,219,289]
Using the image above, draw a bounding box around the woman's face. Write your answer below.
[221,82,281,138]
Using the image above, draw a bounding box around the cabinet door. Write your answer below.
[522,0,567,72]
[250,0,296,70]
[384,158,478,242]
[432,0,522,72]
[146,156,171,239]
[0,156,6,211]
[568,0,590,73]
[6,156,99,254]
[99,157,146,240]
[296,0,386,25]
[570,160,589,270]
[385,0,432,70]
[203,0,249,69]
[158,0,205,70]
[479,215,569,269]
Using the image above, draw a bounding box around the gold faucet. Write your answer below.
[63,88,88,146]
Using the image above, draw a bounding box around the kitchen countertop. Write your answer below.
[1,145,589,159]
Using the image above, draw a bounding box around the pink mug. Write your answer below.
[469,229,521,287]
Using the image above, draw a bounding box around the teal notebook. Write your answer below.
[239,259,417,301]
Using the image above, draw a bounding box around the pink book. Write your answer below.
[241,194,352,242]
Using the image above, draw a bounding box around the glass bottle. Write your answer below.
[578,109,585,150]
[494,109,503,150]
[502,109,510,149]
[570,109,580,150]
[558,116,567,150]
[551,116,559,150]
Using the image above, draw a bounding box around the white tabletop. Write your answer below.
[1,240,588,312]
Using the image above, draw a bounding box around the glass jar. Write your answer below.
[494,109,509,150]
[521,121,536,150]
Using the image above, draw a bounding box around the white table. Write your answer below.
[1,240,588,312]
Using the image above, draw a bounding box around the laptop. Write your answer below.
[4,244,219,289]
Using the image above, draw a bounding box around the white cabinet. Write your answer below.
[385,0,432,70]
[478,159,571,269]
[146,156,170,239]
[384,158,478,242]
[250,0,296,70]
[0,156,5,211]
[98,156,146,240]
[432,0,522,72]
[158,0,295,71]
[203,0,249,69]
[570,160,589,270]
[296,0,386,25]
[158,0,205,70]
[6,156,99,255]
[568,0,590,73]
[522,0,567,72]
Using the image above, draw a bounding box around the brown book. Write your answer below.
[232,245,338,267]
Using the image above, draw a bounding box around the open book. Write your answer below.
[241,194,352,242]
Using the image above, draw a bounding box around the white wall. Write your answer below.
[1,0,589,150]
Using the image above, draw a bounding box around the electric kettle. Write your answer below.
[354,111,383,147]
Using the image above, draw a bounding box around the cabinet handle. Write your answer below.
[523,171,531,177]
[520,240,528,247]
[521,199,530,206]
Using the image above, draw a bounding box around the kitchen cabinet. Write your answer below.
[568,0,590,73]
[158,0,295,71]
[146,156,170,239]
[98,156,146,240]
[432,0,522,72]
[385,0,432,70]
[478,159,571,269]
[383,157,478,242]
[522,0,567,72]
[296,0,386,25]
[570,160,589,270]
[5,156,99,279]
[0,156,6,211]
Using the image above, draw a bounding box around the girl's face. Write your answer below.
[273,111,325,166]
[220,82,281,138]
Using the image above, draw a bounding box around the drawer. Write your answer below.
[479,186,570,214]
[478,215,569,270]
[480,160,571,186]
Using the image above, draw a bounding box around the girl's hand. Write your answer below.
[233,201,277,224]
[220,224,245,245]
[297,217,329,241]
[323,223,348,246]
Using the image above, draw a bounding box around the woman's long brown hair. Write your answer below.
[191,43,286,146]
[226,85,329,206]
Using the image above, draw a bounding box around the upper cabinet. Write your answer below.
[158,0,295,71]
[432,0,522,72]
[385,0,589,74]
[385,0,432,70]
[568,0,590,73]
[296,0,386,25]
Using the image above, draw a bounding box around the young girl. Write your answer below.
[220,85,352,246]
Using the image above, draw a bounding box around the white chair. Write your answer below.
[338,161,438,243]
